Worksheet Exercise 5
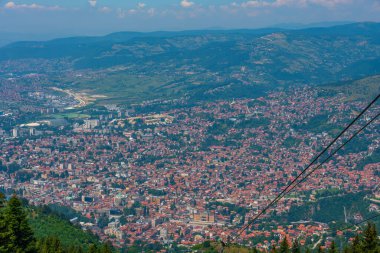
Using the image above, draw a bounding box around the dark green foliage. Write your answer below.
[351,235,361,253]
[100,242,113,253]
[362,222,379,252]
[0,193,8,252]
[328,241,337,253]
[0,161,7,173]
[207,119,234,135]
[29,211,102,251]
[88,244,97,253]
[287,192,370,223]
[321,75,380,101]
[36,236,63,253]
[0,195,35,253]
[97,213,109,229]
[147,188,167,196]
[0,162,22,174]
[0,192,5,208]
[0,195,115,253]
[356,147,380,170]
[67,245,84,253]
[44,204,92,223]
[200,136,221,150]
[279,236,290,253]
[270,244,278,253]
[282,137,301,148]
[126,240,164,253]
[235,118,270,129]
[291,239,301,253]
[293,114,335,134]
[203,240,211,248]
[339,135,372,155]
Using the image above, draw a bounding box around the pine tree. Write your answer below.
[67,245,84,253]
[351,234,362,253]
[37,236,63,253]
[49,237,63,253]
[279,236,290,253]
[100,242,113,253]
[328,241,337,253]
[362,222,378,252]
[251,248,260,253]
[88,244,98,253]
[0,193,5,208]
[0,193,7,253]
[292,239,301,253]
[1,195,35,253]
[270,244,278,253]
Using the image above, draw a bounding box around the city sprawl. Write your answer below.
[0,85,379,250]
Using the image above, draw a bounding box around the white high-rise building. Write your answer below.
[84,119,100,129]
[12,128,18,138]
[29,128,36,136]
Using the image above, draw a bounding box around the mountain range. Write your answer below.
[1,22,380,104]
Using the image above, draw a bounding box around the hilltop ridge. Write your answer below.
[1,22,380,104]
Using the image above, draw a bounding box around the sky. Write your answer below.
[0,0,379,39]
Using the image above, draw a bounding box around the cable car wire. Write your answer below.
[234,93,380,240]
[285,111,380,196]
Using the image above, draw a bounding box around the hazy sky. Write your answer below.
[0,0,380,37]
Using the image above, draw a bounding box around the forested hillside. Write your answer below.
[0,194,113,253]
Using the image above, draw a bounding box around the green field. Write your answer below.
[68,73,183,105]
[48,113,90,119]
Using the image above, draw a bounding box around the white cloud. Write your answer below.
[4,1,15,8]
[240,0,349,8]
[117,8,127,18]
[241,1,270,8]
[147,8,155,15]
[88,0,97,7]
[240,0,298,8]
[138,3,146,9]
[373,0,380,11]
[99,6,111,13]
[4,1,62,10]
[180,0,194,8]
[309,0,351,8]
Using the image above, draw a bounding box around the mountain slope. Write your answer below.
[29,210,102,251]
[1,22,380,104]
[320,75,380,101]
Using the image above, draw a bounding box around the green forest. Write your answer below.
[0,193,113,253]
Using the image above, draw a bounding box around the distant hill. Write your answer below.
[273,21,353,29]
[1,22,380,104]
[320,75,380,101]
